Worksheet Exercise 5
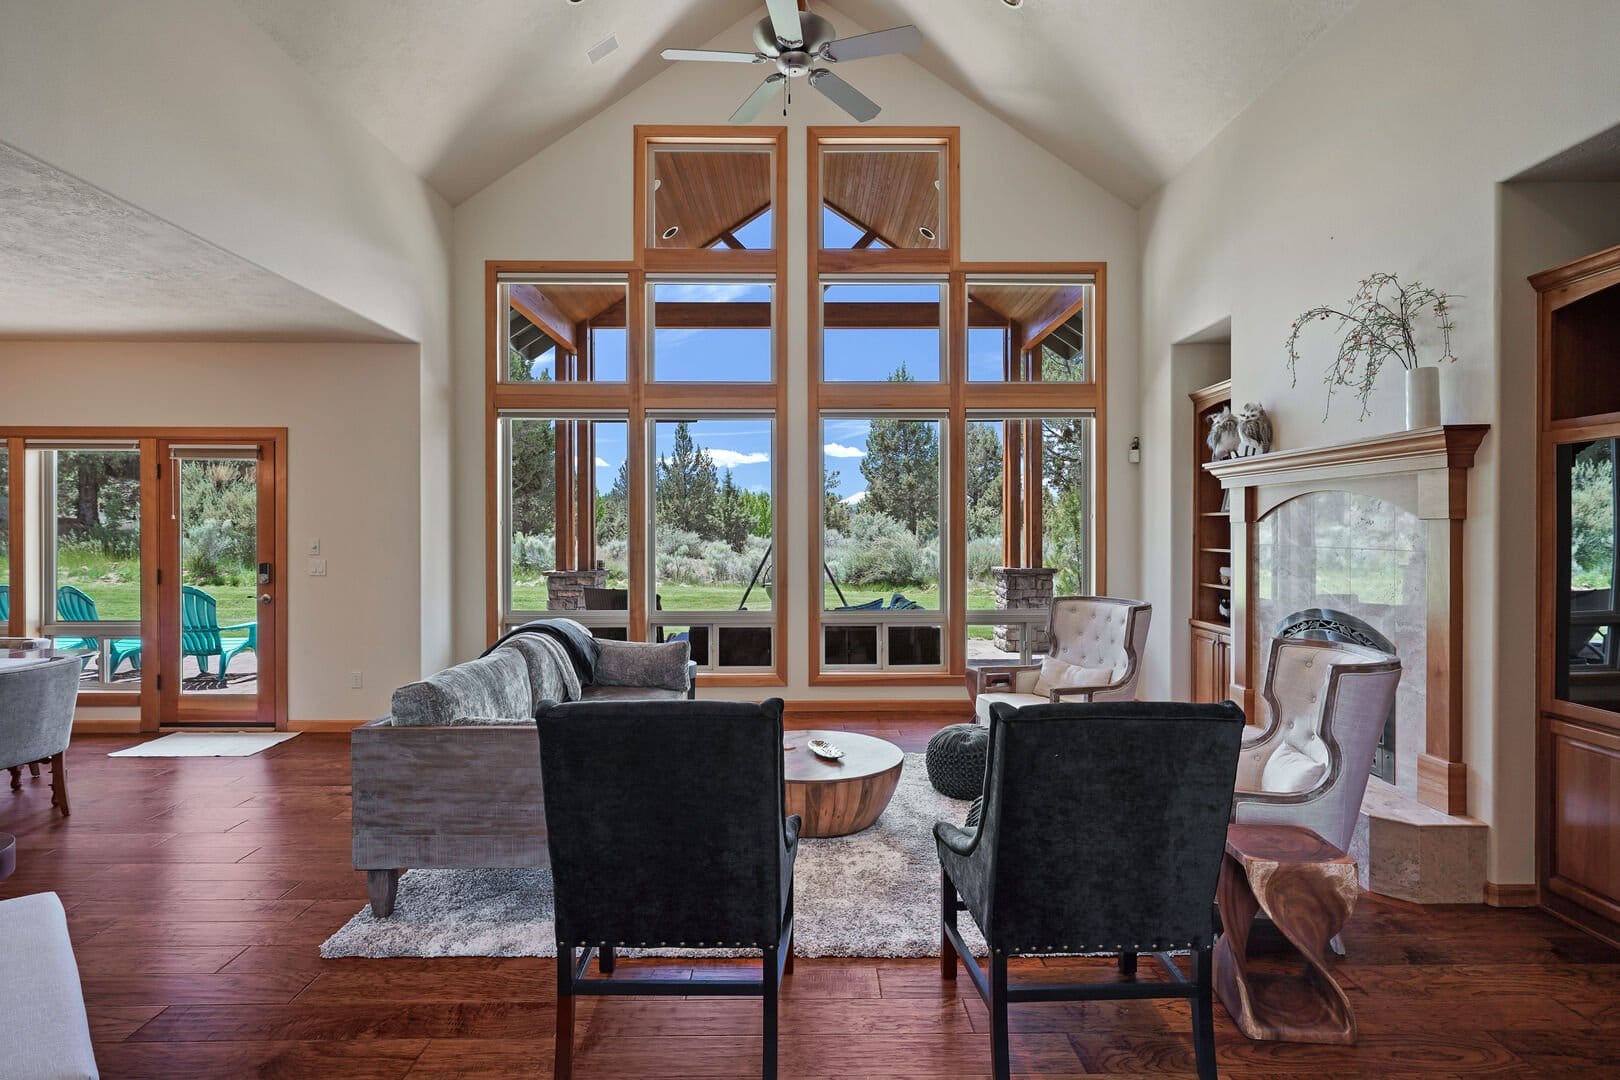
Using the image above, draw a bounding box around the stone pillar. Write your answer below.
[991,566,1055,654]
[545,568,607,611]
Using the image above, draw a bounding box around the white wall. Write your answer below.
[451,5,1143,696]
[0,0,456,674]
[0,342,424,722]
[1138,0,1620,884]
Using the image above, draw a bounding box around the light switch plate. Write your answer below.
[308,558,327,577]
[307,537,321,555]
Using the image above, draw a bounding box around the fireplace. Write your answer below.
[1275,607,1398,785]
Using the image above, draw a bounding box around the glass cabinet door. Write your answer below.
[1557,438,1620,712]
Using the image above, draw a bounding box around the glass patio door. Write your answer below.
[158,441,279,725]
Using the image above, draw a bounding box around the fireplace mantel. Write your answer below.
[1204,424,1490,817]
[1206,424,1488,487]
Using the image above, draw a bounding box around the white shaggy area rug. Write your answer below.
[109,732,298,757]
[321,753,987,959]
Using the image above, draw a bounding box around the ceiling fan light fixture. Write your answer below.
[917,226,937,241]
[661,225,680,240]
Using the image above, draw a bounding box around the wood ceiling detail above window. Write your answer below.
[822,148,945,250]
[650,147,773,250]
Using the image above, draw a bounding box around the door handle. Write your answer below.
[259,593,273,605]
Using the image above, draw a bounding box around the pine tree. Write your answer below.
[657,421,719,537]
[509,419,557,538]
[859,364,939,535]
[963,422,1003,539]
[716,470,751,552]
[823,467,852,533]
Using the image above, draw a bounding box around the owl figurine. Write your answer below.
[1236,402,1274,457]
[1205,407,1240,462]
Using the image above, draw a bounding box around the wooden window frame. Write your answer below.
[485,125,789,687]
[806,127,1108,685]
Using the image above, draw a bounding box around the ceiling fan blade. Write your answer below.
[823,24,923,62]
[662,48,764,63]
[763,0,804,44]
[731,73,786,123]
[809,69,880,122]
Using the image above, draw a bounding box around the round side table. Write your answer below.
[0,833,15,881]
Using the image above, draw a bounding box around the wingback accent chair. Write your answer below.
[1,654,80,817]
[1231,636,1402,855]
[968,596,1152,725]
[937,699,1245,1080]
[538,697,799,1080]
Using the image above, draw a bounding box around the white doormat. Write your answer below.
[109,732,299,758]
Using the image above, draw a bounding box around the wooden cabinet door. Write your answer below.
[1545,718,1620,928]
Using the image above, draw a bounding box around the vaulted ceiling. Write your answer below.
[236,0,1358,207]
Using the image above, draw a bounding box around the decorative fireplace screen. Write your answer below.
[1276,607,1398,785]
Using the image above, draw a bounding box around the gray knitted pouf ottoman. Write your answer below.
[926,722,989,800]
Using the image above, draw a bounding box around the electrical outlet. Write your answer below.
[308,558,327,577]
[350,671,363,689]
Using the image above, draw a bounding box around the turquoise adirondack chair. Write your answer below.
[182,585,256,684]
[55,585,143,675]
[0,583,8,622]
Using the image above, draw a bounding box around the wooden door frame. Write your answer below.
[0,426,287,730]
[156,434,286,730]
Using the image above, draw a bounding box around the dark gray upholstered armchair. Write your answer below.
[537,697,800,1080]
[937,700,1245,1080]
[1,654,81,817]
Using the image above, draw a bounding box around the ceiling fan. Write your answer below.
[661,0,922,123]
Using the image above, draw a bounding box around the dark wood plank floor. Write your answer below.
[3,723,1618,1078]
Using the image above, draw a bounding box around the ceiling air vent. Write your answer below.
[587,35,619,65]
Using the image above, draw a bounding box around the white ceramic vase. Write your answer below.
[1405,365,1441,430]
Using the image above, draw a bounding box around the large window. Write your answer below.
[489,127,1103,689]
[650,417,775,671]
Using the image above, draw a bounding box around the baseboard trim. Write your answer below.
[287,718,373,733]
[783,699,972,723]
[72,717,141,734]
[1484,882,1540,908]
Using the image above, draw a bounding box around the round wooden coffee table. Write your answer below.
[784,730,904,838]
[0,833,15,881]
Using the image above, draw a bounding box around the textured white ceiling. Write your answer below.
[235,0,761,206]
[236,0,1356,207]
[0,142,402,340]
[1513,121,1620,182]
[829,0,1359,205]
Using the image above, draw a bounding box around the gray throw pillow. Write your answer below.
[593,639,690,692]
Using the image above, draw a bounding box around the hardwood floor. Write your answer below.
[3,722,1618,1078]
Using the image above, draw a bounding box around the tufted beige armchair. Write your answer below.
[968,596,1151,725]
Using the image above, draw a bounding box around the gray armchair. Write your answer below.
[1231,636,1401,954]
[1,655,79,817]
[968,596,1152,724]
[938,699,1245,1080]
[1232,636,1402,853]
[538,697,799,1080]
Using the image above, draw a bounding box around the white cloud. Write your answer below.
[595,457,610,468]
[707,449,770,469]
[843,491,867,505]
[824,442,866,458]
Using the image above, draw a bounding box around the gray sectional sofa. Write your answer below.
[351,623,694,916]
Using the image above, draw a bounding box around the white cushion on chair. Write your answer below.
[1030,656,1114,696]
[974,691,1045,725]
[1260,742,1327,794]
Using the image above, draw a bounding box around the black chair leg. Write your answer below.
[1118,950,1138,976]
[555,947,575,1080]
[1192,946,1217,1080]
[598,944,616,974]
[940,865,959,980]
[990,952,1011,1080]
[762,944,780,1080]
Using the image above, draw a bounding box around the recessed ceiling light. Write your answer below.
[661,226,680,240]
[918,226,937,241]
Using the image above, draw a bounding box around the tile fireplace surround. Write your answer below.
[1208,425,1491,903]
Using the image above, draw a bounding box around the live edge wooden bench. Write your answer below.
[1214,823,1359,1045]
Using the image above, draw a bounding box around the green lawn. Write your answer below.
[37,550,258,627]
